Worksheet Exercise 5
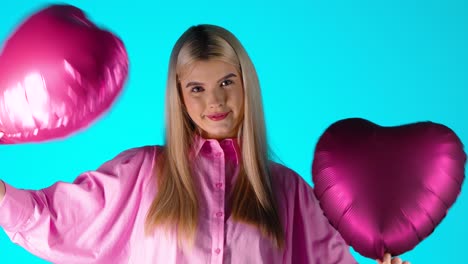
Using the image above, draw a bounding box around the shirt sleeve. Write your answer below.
[290,174,358,264]
[0,146,156,264]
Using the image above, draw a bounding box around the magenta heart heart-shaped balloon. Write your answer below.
[0,4,128,143]
[312,118,466,259]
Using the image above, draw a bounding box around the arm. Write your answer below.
[0,146,156,263]
[291,176,358,264]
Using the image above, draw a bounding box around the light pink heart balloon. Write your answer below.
[312,118,466,259]
[0,4,128,143]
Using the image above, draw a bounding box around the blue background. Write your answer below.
[1,1,467,263]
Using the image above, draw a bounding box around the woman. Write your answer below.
[0,25,408,264]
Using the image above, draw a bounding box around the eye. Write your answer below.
[221,79,233,87]
[191,86,204,93]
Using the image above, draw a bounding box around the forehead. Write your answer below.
[179,60,239,82]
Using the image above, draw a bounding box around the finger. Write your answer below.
[391,257,402,264]
[383,253,391,263]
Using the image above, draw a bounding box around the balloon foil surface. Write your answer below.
[0,4,128,143]
[312,118,466,259]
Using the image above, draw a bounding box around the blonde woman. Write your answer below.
[0,25,408,264]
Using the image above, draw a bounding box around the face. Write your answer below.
[179,60,244,139]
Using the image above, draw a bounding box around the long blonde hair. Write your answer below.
[145,25,284,248]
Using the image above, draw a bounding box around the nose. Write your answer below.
[207,88,225,108]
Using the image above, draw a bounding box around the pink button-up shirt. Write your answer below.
[0,137,357,263]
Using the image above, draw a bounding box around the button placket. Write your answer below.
[209,140,226,264]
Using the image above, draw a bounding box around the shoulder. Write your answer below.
[97,145,165,172]
[109,145,165,162]
[268,161,310,186]
[268,161,313,197]
[111,145,164,161]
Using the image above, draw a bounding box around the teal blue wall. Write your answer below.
[1,1,467,263]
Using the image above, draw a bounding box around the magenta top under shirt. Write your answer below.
[0,136,357,263]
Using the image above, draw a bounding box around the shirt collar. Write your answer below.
[191,134,241,165]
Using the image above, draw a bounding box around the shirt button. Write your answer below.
[216,212,223,218]
[215,182,223,189]
[215,248,221,254]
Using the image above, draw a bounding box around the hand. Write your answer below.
[0,180,5,202]
[377,253,410,264]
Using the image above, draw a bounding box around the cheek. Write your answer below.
[233,89,244,111]
[184,98,203,117]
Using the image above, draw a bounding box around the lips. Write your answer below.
[206,111,230,121]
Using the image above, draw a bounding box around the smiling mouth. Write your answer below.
[206,112,230,121]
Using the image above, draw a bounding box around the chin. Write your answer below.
[204,130,236,139]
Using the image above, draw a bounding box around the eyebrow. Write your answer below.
[185,73,237,88]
